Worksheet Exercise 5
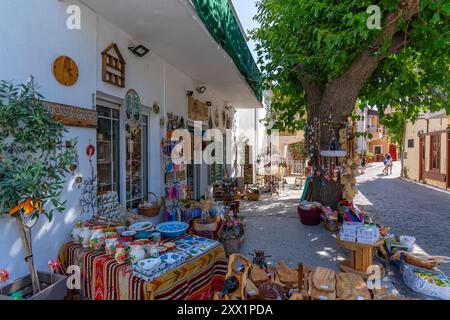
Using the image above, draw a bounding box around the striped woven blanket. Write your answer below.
[59,236,227,300]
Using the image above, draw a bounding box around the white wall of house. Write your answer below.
[0,0,240,284]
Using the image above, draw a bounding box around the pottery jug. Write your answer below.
[105,236,119,257]
[129,243,146,264]
[71,222,83,243]
[115,244,129,264]
[89,228,105,251]
[79,227,92,248]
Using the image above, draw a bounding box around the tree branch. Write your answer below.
[317,0,420,121]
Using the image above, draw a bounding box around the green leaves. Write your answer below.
[0,80,78,223]
[252,0,449,133]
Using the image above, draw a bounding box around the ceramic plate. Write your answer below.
[129,221,154,232]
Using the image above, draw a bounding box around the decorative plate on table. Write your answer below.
[129,221,154,232]
[160,252,184,265]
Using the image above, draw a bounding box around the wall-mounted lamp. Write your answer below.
[128,44,150,57]
[417,130,424,137]
[186,91,193,97]
[196,85,207,94]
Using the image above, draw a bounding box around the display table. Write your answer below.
[336,236,385,279]
[59,235,227,300]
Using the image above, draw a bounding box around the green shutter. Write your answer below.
[191,0,263,101]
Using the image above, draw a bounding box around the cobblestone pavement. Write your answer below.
[238,161,449,298]
[355,161,450,275]
[238,189,346,271]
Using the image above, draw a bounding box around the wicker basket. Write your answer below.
[193,217,219,232]
[138,192,161,217]
[323,221,339,232]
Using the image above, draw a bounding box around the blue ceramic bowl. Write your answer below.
[134,230,152,240]
[156,221,189,239]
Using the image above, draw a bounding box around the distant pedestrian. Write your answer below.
[383,154,389,175]
[386,154,393,175]
[361,156,366,174]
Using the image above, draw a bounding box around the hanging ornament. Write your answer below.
[86,144,95,157]
[329,130,338,151]
[70,164,78,175]
[75,176,83,189]
[208,113,213,129]
[214,109,220,127]
[152,102,160,114]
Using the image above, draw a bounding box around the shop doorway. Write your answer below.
[419,136,425,182]
[186,124,202,200]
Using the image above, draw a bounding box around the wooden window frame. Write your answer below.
[422,131,448,183]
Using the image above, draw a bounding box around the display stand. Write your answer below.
[336,236,385,279]
[162,130,187,221]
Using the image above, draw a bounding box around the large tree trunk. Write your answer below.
[300,0,420,208]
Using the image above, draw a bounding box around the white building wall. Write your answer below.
[0,0,240,283]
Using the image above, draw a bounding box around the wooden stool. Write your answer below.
[336,236,385,279]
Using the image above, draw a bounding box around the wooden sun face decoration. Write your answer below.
[53,56,79,86]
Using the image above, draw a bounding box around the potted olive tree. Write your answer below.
[0,80,77,299]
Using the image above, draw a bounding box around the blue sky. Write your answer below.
[231,0,259,60]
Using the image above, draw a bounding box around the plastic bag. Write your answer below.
[401,262,450,300]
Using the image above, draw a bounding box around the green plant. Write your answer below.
[0,80,78,295]
[252,0,449,206]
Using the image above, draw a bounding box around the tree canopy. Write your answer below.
[252,0,450,132]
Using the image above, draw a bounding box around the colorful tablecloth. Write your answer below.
[59,236,227,300]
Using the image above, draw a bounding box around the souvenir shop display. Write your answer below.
[96,191,122,220]
[391,251,450,271]
[161,133,188,222]
[320,206,339,232]
[249,250,271,269]
[336,272,372,300]
[166,112,185,130]
[215,252,395,301]
[401,262,450,300]
[214,254,251,300]
[308,267,336,300]
[219,214,246,256]
[213,179,238,203]
[337,231,385,279]
[337,201,364,223]
[245,187,260,201]
[132,235,218,282]
[89,227,106,251]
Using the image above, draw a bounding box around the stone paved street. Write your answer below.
[355,161,450,275]
[239,161,450,298]
[239,189,346,271]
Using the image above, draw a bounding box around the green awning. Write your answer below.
[191,0,263,102]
